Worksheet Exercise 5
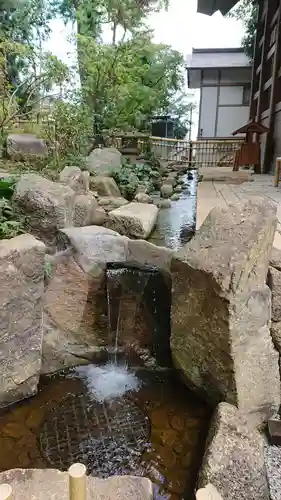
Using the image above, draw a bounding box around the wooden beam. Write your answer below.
[256,0,270,121]
[263,3,281,173]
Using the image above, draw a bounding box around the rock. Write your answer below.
[105,202,159,239]
[161,184,173,198]
[196,484,223,500]
[268,266,281,321]
[127,239,174,272]
[60,166,89,195]
[85,147,122,175]
[268,414,281,444]
[59,226,128,273]
[0,469,153,500]
[90,176,121,197]
[198,403,269,500]
[174,185,182,193]
[7,133,48,159]
[91,206,107,225]
[14,174,75,248]
[171,198,280,427]
[270,322,281,353]
[98,196,129,212]
[171,193,180,201]
[0,234,45,406]
[43,227,129,373]
[270,247,281,271]
[134,193,153,204]
[158,199,171,209]
[73,193,99,227]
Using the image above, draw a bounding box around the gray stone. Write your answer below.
[59,226,128,273]
[0,234,45,406]
[90,176,121,197]
[91,206,107,225]
[198,403,269,500]
[134,192,153,204]
[85,147,122,175]
[268,414,281,444]
[7,133,48,159]
[0,469,153,500]
[14,174,75,248]
[270,246,281,271]
[127,239,173,272]
[270,322,281,353]
[161,184,173,198]
[60,166,89,195]
[73,193,99,227]
[174,185,182,193]
[158,199,171,209]
[268,266,281,321]
[171,198,280,427]
[105,202,159,239]
[171,193,180,201]
[98,196,129,212]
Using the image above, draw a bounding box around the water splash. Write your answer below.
[75,363,139,402]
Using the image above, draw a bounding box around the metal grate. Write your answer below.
[38,393,150,477]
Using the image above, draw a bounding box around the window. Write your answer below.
[243,85,251,106]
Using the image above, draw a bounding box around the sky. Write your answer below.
[44,0,245,137]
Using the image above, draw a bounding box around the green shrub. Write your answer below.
[0,178,24,239]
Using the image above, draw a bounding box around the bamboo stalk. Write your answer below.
[0,484,12,500]
[68,463,87,500]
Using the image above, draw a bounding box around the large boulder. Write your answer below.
[105,202,159,239]
[85,147,122,175]
[59,166,89,195]
[171,198,280,427]
[7,133,48,160]
[161,184,173,198]
[0,234,45,406]
[0,469,153,500]
[43,226,129,373]
[13,174,75,249]
[198,403,269,500]
[90,176,121,197]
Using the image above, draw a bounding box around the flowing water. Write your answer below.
[149,170,197,249]
[0,220,211,499]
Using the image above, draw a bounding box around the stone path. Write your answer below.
[197,172,281,250]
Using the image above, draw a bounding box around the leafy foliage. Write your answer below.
[0,178,24,239]
[227,0,258,60]
[112,158,162,200]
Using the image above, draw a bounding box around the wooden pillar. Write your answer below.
[263,3,281,173]
[256,0,270,121]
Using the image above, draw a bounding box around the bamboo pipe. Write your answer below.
[68,463,87,500]
[0,484,12,500]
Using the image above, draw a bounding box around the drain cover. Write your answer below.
[38,393,150,476]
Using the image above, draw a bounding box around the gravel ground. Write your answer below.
[265,444,281,500]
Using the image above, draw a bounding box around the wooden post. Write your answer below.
[0,484,12,500]
[68,463,87,500]
[274,157,281,187]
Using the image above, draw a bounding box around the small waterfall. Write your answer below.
[106,262,172,367]
[106,266,150,364]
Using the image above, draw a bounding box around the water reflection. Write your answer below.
[149,170,197,249]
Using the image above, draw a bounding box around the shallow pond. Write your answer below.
[0,365,210,500]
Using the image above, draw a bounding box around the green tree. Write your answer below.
[227,0,258,60]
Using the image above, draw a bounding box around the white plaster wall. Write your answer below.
[199,86,218,137]
[216,106,249,136]
[219,86,244,106]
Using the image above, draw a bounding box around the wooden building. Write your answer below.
[197,0,281,173]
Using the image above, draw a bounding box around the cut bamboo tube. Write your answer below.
[275,157,281,187]
[0,484,12,500]
[68,463,86,500]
